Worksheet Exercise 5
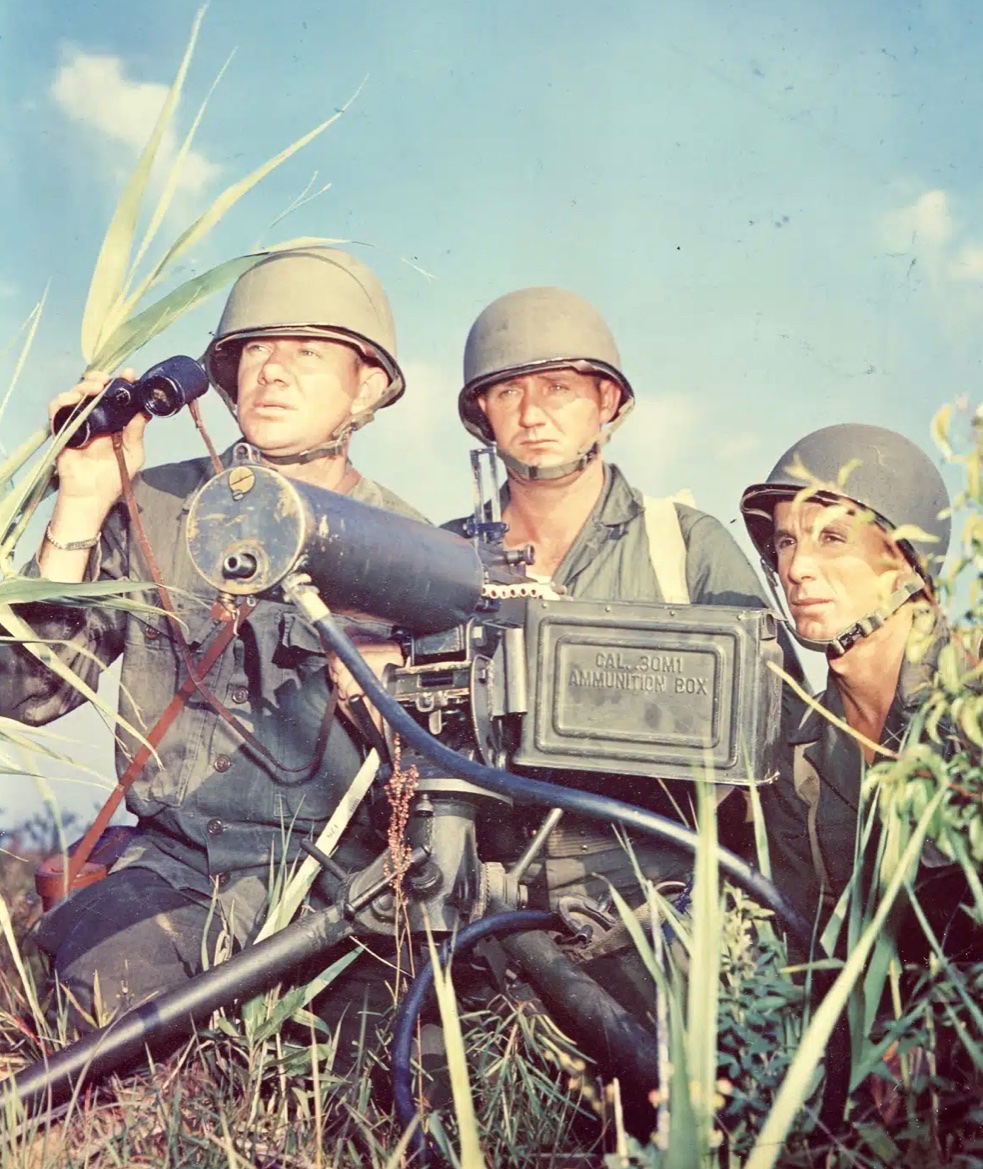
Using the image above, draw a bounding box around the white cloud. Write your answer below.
[879,188,983,319]
[949,245,983,283]
[612,392,701,491]
[51,47,219,198]
[881,189,954,253]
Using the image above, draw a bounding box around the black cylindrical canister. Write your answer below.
[187,463,485,634]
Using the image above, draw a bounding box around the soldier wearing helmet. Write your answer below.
[450,287,800,911]
[740,424,969,945]
[1,248,424,1025]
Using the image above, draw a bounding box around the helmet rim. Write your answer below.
[204,323,405,410]
[458,356,633,444]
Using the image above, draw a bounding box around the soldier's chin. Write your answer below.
[793,616,833,643]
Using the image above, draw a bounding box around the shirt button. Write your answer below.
[214,754,232,772]
[145,626,160,641]
[207,818,224,836]
[231,687,248,704]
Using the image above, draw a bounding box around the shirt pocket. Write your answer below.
[119,606,225,808]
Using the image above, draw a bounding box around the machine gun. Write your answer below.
[7,447,839,1150]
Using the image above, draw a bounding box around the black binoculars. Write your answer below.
[52,356,209,449]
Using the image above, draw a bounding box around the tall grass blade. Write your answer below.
[745,786,947,1169]
[128,52,234,281]
[0,294,47,428]
[687,775,722,1159]
[425,926,487,1169]
[93,237,344,373]
[0,604,151,745]
[114,90,361,333]
[80,7,206,362]
[0,894,45,1027]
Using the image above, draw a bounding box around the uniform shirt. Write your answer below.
[448,462,771,606]
[0,449,426,935]
[765,614,949,932]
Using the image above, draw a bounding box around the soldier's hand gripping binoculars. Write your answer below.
[52,356,209,448]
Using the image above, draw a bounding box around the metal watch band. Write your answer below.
[44,523,99,551]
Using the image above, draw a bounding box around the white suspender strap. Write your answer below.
[642,496,691,605]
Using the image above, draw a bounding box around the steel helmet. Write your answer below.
[204,247,405,435]
[458,287,634,450]
[741,423,950,584]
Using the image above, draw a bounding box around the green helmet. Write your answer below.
[741,424,950,655]
[741,423,950,581]
[459,287,634,454]
[204,247,405,435]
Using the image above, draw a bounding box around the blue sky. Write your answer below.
[1,0,979,827]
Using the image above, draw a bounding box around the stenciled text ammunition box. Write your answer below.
[511,598,782,786]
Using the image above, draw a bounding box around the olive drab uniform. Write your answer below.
[770,614,971,957]
[0,453,425,1018]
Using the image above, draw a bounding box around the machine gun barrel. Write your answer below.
[6,904,352,1121]
[187,456,485,634]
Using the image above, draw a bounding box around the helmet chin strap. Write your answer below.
[494,407,635,481]
[261,437,347,465]
[248,412,370,466]
[762,567,924,658]
[495,437,603,481]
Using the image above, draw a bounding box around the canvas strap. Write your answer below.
[642,496,690,605]
[62,602,250,892]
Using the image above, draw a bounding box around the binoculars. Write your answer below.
[52,356,209,448]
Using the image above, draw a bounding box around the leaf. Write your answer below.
[0,576,150,607]
[425,926,488,1169]
[891,522,941,546]
[0,603,153,751]
[0,293,47,428]
[91,238,345,373]
[744,787,947,1169]
[931,402,954,460]
[0,893,45,1027]
[957,695,983,748]
[686,777,722,1151]
[0,428,48,493]
[111,88,360,339]
[834,456,863,491]
[937,643,963,695]
[128,51,235,283]
[245,947,359,1043]
[90,253,271,373]
[80,7,207,361]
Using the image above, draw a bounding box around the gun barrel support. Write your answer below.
[7,905,352,1121]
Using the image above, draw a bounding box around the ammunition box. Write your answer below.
[512,598,782,786]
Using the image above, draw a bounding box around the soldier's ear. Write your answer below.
[597,378,620,425]
[352,363,389,414]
